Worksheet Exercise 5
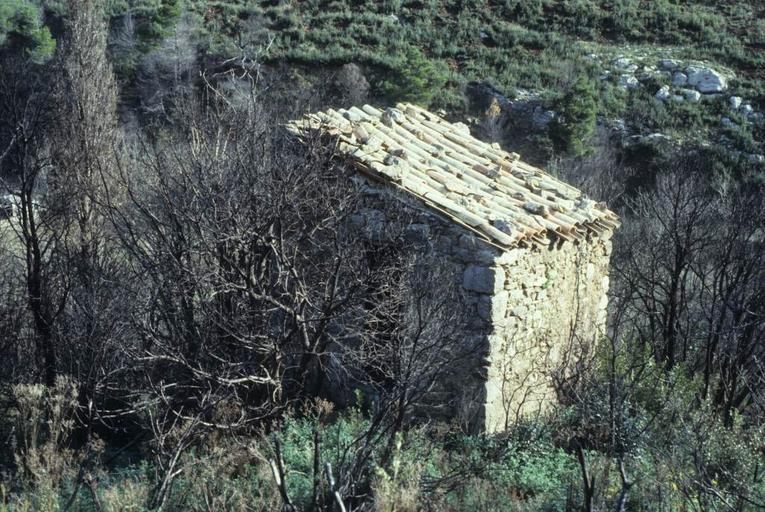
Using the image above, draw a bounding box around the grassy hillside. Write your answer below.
[106,0,763,167]
[258,0,765,101]
[6,1,761,163]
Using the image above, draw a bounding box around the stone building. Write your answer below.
[288,103,619,433]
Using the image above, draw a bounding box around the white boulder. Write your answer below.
[618,74,640,89]
[614,57,632,68]
[672,72,688,87]
[740,104,753,115]
[680,89,701,102]
[659,59,681,70]
[729,96,742,110]
[685,65,728,93]
[655,86,671,101]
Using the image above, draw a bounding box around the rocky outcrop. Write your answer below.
[600,54,732,98]
[586,51,762,165]
[685,65,728,93]
[466,82,556,132]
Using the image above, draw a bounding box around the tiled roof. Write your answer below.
[287,103,619,248]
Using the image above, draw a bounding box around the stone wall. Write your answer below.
[345,182,500,431]
[412,230,612,433]
[345,178,613,433]
[481,235,612,433]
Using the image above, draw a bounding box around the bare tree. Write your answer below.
[0,48,64,387]
[41,0,131,418]
[100,84,374,428]
[0,0,125,393]
[692,183,765,423]
[614,167,714,369]
[613,159,765,419]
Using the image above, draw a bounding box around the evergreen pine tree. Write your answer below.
[549,75,597,156]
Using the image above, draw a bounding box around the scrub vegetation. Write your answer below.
[0,1,763,510]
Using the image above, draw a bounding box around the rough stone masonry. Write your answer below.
[288,103,618,433]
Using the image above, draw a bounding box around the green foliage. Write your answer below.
[0,0,55,62]
[274,407,372,507]
[107,0,181,44]
[2,399,764,511]
[549,75,598,156]
[4,0,759,152]
[377,45,450,107]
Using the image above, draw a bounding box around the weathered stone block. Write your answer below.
[477,291,509,323]
[452,247,496,265]
[463,265,505,294]
[405,223,430,243]
[496,248,521,266]
[522,272,547,288]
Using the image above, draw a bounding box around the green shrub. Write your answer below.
[549,74,598,156]
[377,45,450,107]
[0,0,55,62]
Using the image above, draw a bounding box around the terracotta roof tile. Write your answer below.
[287,103,620,248]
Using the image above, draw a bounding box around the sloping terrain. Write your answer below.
[125,0,765,170]
[1,2,764,511]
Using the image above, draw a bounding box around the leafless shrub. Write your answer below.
[478,97,508,144]
[547,126,633,206]
[137,12,200,117]
[11,378,79,491]
[334,63,370,107]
